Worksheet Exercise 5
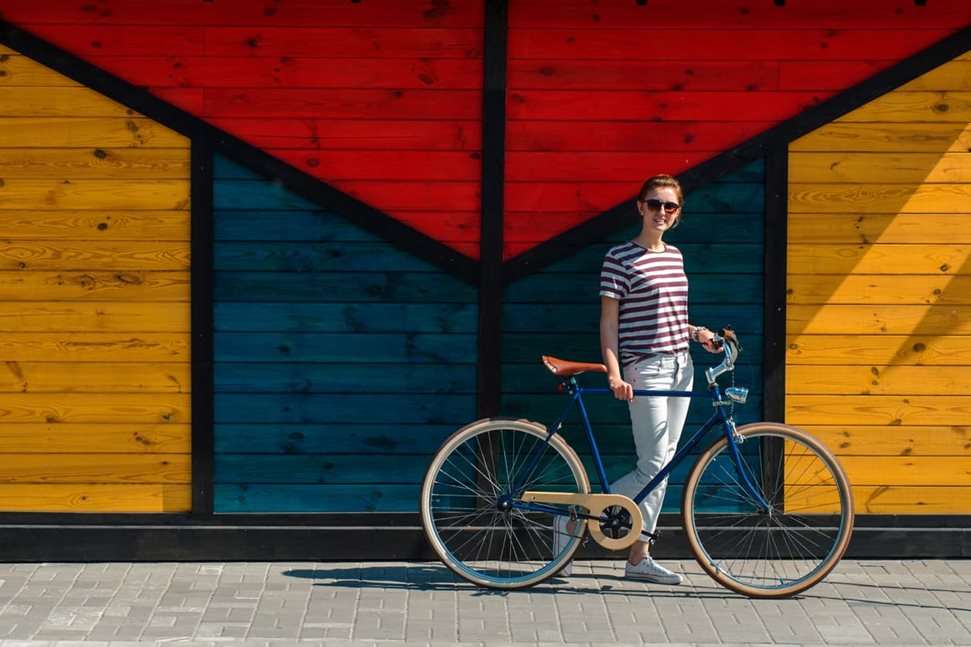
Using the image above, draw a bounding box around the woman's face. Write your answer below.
[637,186,681,233]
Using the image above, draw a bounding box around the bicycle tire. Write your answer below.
[682,422,854,598]
[420,418,590,589]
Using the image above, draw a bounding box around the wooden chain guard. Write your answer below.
[521,491,644,550]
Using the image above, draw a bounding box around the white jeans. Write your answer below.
[609,351,694,534]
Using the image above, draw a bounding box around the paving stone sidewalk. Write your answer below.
[0,559,966,646]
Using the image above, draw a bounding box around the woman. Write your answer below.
[599,174,717,583]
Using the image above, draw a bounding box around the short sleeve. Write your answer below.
[599,251,628,300]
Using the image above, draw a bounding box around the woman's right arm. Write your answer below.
[600,296,634,401]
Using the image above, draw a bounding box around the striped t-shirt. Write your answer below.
[599,242,690,365]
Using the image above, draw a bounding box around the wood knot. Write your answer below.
[912,342,926,352]
[93,148,107,159]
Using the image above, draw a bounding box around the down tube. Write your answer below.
[630,411,727,506]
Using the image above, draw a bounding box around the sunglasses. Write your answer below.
[641,198,681,214]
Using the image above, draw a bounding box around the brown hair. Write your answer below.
[637,174,684,205]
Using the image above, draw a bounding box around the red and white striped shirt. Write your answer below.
[599,242,690,365]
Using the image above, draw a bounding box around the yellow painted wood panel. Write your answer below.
[0,484,190,512]
[0,362,190,393]
[788,366,971,396]
[787,335,971,366]
[0,333,189,362]
[0,393,188,423]
[790,123,971,153]
[0,118,185,148]
[788,275,971,305]
[0,454,190,483]
[789,183,971,213]
[0,242,190,271]
[786,485,971,514]
[897,62,971,91]
[0,88,144,117]
[0,271,189,301]
[0,55,81,87]
[0,179,189,210]
[799,426,971,456]
[787,395,971,426]
[0,302,189,332]
[825,457,971,486]
[0,211,190,240]
[837,91,971,122]
[0,423,190,453]
[789,152,971,183]
[788,214,971,245]
[788,244,971,275]
[788,304,971,335]
[0,148,189,179]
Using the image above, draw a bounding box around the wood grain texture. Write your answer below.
[0,179,189,210]
[0,424,190,453]
[789,152,971,184]
[788,244,971,275]
[838,91,971,123]
[788,183,971,214]
[0,88,145,117]
[0,362,189,392]
[0,302,189,332]
[788,214,971,245]
[0,393,189,423]
[788,395,971,426]
[799,425,971,456]
[0,117,185,148]
[0,333,189,362]
[0,242,190,271]
[0,211,190,240]
[0,271,189,301]
[0,484,190,512]
[787,335,971,366]
[0,148,190,179]
[0,454,190,483]
[788,365,971,396]
[790,123,971,153]
[788,305,971,336]
[788,275,971,305]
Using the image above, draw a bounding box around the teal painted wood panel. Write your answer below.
[500,160,766,515]
[214,303,477,333]
[213,154,475,513]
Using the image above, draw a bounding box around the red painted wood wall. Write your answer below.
[2,0,970,259]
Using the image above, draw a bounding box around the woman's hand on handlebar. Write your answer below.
[608,374,634,401]
[694,327,721,353]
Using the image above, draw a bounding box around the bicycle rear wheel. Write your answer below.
[420,418,590,589]
[682,422,854,598]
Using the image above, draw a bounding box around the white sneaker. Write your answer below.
[624,557,683,585]
[552,515,574,577]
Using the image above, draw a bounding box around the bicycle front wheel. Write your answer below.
[420,418,590,589]
[682,422,854,598]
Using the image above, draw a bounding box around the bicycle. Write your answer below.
[420,329,854,598]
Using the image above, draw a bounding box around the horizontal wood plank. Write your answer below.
[789,152,971,184]
[788,365,971,396]
[0,54,79,86]
[788,304,971,335]
[799,425,971,456]
[0,148,189,179]
[215,332,474,363]
[214,242,438,272]
[0,117,186,148]
[788,244,971,275]
[0,211,189,240]
[787,274,971,305]
[0,423,190,453]
[787,395,971,426]
[203,88,480,119]
[203,27,481,58]
[0,483,190,512]
[507,60,780,91]
[0,362,190,393]
[839,91,971,122]
[506,120,772,152]
[788,213,971,245]
[215,363,473,394]
[0,271,189,301]
[214,271,474,303]
[0,88,146,117]
[0,302,189,332]
[786,335,971,366]
[896,62,971,92]
[214,302,478,334]
[834,456,971,486]
[214,423,457,455]
[789,183,971,213]
[0,179,189,210]
[790,123,971,153]
[0,332,188,362]
[0,242,190,270]
[0,453,190,483]
[214,393,474,424]
[847,486,971,514]
[506,273,762,304]
[0,392,189,423]
[505,151,730,182]
[228,150,480,181]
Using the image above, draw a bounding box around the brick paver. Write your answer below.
[0,559,965,645]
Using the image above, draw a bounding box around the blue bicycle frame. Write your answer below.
[509,376,772,529]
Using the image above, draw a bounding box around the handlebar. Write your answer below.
[705,328,742,386]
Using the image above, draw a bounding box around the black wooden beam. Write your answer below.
[477,0,508,418]
[190,138,215,517]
